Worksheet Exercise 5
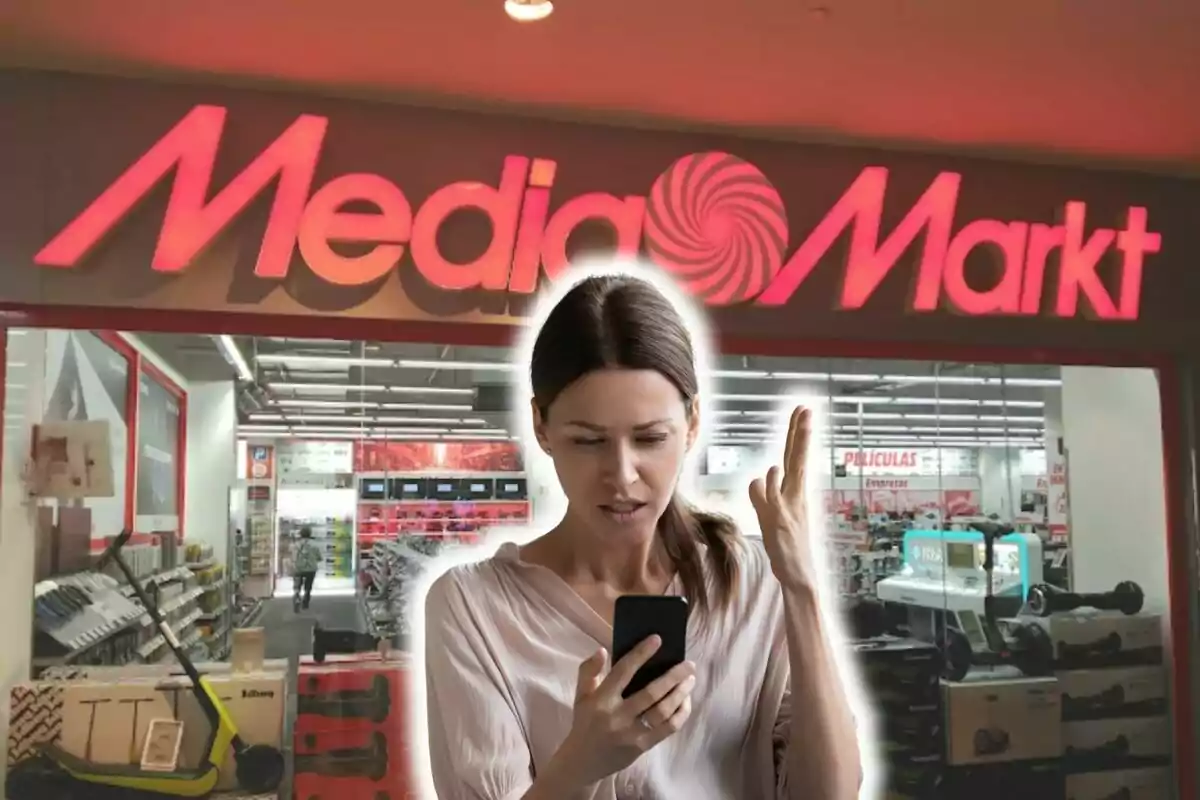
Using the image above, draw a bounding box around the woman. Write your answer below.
[424,274,861,799]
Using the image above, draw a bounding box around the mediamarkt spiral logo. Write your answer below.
[643,152,789,306]
[36,104,1158,321]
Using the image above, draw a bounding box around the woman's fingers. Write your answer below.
[599,636,661,700]
[637,674,696,731]
[783,405,801,469]
[783,406,811,499]
[624,660,695,718]
[576,648,608,701]
[644,693,693,744]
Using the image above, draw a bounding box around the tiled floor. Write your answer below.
[258,596,364,661]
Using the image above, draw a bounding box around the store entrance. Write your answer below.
[2,319,1188,800]
[5,328,529,666]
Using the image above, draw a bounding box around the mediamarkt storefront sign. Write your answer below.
[35,105,1160,320]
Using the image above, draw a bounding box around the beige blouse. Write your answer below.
[423,537,793,800]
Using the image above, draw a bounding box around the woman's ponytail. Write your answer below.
[657,494,742,625]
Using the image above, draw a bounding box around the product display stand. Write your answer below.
[358,536,461,649]
[242,486,275,599]
[192,559,234,662]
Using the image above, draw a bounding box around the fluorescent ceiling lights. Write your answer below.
[214,335,253,382]
[264,414,487,426]
[382,402,473,411]
[374,416,487,425]
[390,386,474,396]
[396,359,518,372]
[274,399,380,408]
[836,424,1043,435]
[268,383,386,393]
[256,354,393,367]
[707,369,771,379]
[716,393,1044,409]
[708,369,1061,387]
[237,426,508,438]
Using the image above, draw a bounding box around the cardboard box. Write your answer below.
[1057,665,1168,721]
[882,762,942,800]
[296,655,410,734]
[7,682,66,766]
[855,637,942,713]
[878,710,943,766]
[10,671,284,792]
[294,655,415,800]
[943,676,1062,765]
[943,759,1064,800]
[1015,613,1163,669]
[1063,716,1172,762]
[1065,766,1172,800]
[30,420,114,500]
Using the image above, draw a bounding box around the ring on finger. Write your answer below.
[638,715,654,730]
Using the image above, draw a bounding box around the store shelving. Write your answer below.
[187,554,233,660]
[138,608,203,660]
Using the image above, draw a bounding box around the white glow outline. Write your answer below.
[404,255,882,799]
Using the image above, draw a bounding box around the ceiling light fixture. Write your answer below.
[256,355,393,368]
[215,335,253,382]
[390,386,475,396]
[381,402,474,412]
[504,0,553,22]
[274,399,379,409]
[396,359,518,372]
[268,382,385,393]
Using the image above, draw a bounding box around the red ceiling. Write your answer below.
[3,0,1199,175]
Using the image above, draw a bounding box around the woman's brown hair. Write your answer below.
[529,273,742,620]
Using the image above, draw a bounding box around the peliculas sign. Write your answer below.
[35,104,1160,319]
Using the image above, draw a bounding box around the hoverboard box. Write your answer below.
[295,653,414,800]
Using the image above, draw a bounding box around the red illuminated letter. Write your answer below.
[35,105,328,278]
[941,220,1029,315]
[539,193,647,283]
[755,168,959,309]
[409,156,530,292]
[1055,202,1117,319]
[297,174,413,286]
[1113,207,1160,321]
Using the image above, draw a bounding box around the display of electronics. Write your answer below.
[389,477,429,500]
[874,529,1043,618]
[359,479,388,500]
[462,478,495,500]
[430,478,464,501]
[495,478,528,500]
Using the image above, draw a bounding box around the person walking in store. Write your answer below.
[293,526,321,611]
[421,272,864,800]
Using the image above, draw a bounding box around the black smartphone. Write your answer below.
[611,595,689,699]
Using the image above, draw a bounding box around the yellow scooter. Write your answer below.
[7,530,284,799]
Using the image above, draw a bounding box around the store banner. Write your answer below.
[276,440,354,475]
[354,441,523,473]
[3,71,1198,352]
[246,444,274,481]
[834,447,978,477]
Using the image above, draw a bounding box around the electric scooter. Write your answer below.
[6,530,285,799]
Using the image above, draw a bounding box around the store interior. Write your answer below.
[0,326,1178,799]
